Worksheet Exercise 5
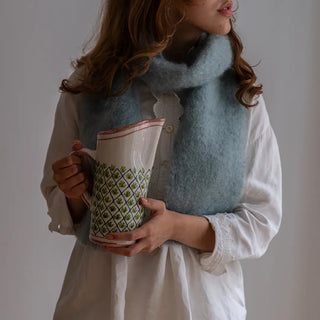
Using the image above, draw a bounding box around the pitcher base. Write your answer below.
[89,234,136,246]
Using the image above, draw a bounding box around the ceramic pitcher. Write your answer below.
[78,118,165,246]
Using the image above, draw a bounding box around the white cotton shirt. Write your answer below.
[41,76,282,320]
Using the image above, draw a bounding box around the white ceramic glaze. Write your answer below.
[96,118,166,169]
[79,118,165,246]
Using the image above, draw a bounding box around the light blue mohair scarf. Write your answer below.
[75,33,250,249]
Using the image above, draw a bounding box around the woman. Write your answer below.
[41,0,282,319]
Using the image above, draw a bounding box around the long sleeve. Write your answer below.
[199,95,282,275]
[40,81,81,235]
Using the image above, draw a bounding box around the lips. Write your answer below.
[217,1,233,17]
[218,1,233,11]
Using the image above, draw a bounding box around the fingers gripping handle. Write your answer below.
[70,147,96,208]
[78,147,96,160]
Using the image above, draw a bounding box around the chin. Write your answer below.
[209,22,232,35]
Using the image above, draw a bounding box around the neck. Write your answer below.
[163,22,203,63]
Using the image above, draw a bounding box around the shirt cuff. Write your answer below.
[47,186,77,235]
[199,214,234,275]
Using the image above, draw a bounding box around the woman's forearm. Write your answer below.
[170,211,215,252]
[66,197,87,224]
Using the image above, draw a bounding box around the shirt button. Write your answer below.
[165,124,174,133]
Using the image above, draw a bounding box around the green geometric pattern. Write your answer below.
[90,162,152,237]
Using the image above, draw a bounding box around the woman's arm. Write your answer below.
[171,211,215,252]
[199,97,282,275]
[41,71,84,235]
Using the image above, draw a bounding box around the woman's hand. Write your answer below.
[102,198,175,257]
[52,140,93,224]
[52,140,92,199]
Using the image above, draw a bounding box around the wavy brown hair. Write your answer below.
[60,0,262,108]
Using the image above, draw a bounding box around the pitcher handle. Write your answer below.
[70,147,97,208]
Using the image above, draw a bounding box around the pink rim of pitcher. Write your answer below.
[97,118,166,142]
[98,118,166,136]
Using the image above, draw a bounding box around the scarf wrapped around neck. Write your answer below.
[76,33,250,248]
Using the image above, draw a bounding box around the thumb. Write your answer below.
[140,198,165,211]
[72,139,83,152]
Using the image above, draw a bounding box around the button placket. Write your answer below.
[149,90,184,198]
